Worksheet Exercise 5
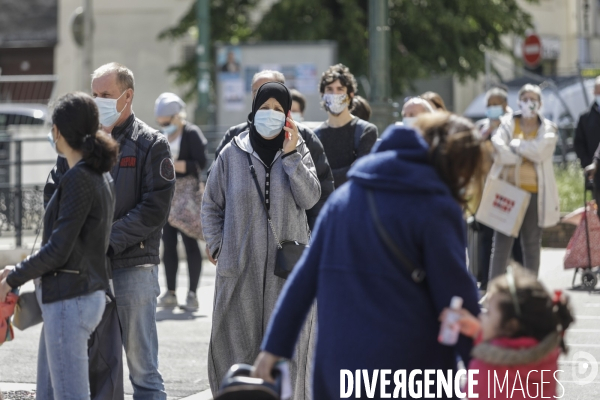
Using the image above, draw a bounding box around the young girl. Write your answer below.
[446,265,574,399]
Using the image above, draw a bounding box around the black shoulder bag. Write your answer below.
[366,190,426,283]
[246,153,308,279]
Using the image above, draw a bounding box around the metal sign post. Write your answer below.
[195,0,211,126]
[368,0,394,132]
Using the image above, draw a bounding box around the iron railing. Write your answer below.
[0,124,234,247]
[0,135,56,247]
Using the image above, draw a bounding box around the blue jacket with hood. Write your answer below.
[262,125,480,399]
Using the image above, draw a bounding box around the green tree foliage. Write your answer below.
[160,0,537,98]
[158,0,258,99]
[253,0,369,88]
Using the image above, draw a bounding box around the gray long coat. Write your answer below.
[202,130,321,399]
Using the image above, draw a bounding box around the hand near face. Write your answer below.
[282,112,299,154]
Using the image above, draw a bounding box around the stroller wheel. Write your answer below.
[582,272,598,290]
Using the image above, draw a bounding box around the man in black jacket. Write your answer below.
[575,77,600,172]
[45,63,174,399]
[212,70,334,230]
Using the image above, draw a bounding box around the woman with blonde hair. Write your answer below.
[488,84,559,280]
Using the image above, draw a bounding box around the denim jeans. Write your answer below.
[489,193,543,280]
[112,265,166,400]
[36,285,105,400]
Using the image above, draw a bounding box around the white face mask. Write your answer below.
[47,130,65,158]
[518,99,540,119]
[322,93,349,115]
[254,109,286,138]
[95,91,127,127]
[402,117,417,128]
[290,112,303,122]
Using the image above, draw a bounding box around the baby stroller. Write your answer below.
[563,178,600,290]
[215,364,282,400]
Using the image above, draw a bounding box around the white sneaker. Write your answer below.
[157,291,177,308]
[181,291,199,311]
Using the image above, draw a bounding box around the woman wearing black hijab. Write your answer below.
[201,82,321,399]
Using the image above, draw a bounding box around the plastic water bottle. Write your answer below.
[438,296,463,346]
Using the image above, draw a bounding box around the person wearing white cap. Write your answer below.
[154,93,208,311]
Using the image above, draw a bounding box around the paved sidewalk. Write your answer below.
[3,249,600,399]
[0,259,216,399]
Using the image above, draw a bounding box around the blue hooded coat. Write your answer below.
[262,125,480,399]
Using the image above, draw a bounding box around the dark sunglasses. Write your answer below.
[157,116,175,128]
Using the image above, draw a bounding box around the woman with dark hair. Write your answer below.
[350,95,372,121]
[253,113,483,399]
[202,82,320,399]
[0,92,118,398]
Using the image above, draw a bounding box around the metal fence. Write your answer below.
[0,124,235,248]
[0,135,56,247]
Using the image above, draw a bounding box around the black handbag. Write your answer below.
[367,189,426,283]
[246,153,308,279]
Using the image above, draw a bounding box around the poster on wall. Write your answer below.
[217,46,244,111]
[243,63,318,94]
[220,73,245,111]
[294,64,318,94]
[217,46,242,73]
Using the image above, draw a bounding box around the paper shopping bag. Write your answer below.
[475,177,531,237]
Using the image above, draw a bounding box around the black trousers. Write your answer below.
[161,222,202,293]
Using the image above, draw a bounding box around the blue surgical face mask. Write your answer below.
[161,124,177,136]
[95,91,127,127]
[291,112,303,122]
[254,109,286,138]
[486,105,504,120]
[47,130,65,158]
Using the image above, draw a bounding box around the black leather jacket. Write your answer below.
[212,122,334,229]
[8,162,116,304]
[44,114,175,269]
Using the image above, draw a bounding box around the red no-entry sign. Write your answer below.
[523,34,542,67]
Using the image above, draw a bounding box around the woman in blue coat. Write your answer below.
[252,113,484,399]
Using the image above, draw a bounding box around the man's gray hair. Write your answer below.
[485,87,508,103]
[517,83,542,102]
[251,70,285,86]
[595,76,600,86]
[92,62,135,92]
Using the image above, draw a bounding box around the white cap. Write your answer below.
[154,92,185,118]
[450,296,463,310]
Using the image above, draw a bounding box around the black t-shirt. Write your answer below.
[315,117,378,188]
